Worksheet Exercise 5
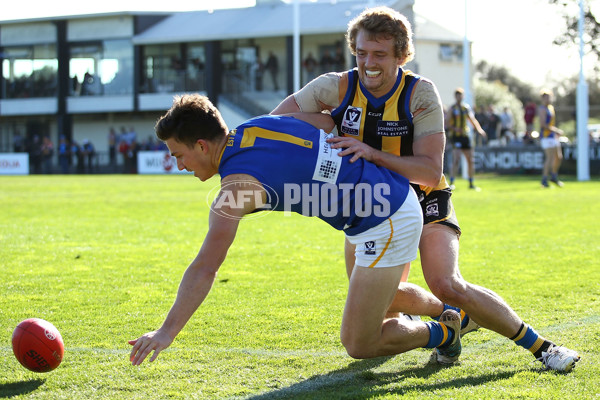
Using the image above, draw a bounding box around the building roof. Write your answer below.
[413,13,463,43]
[0,11,171,25]
[133,2,370,44]
[132,1,462,45]
[0,1,463,45]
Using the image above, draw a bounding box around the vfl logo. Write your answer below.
[344,107,361,126]
[364,241,376,255]
[340,106,362,136]
[425,202,439,217]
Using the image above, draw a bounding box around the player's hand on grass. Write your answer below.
[327,136,375,163]
[128,329,173,366]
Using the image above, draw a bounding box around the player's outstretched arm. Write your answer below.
[128,178,255,366]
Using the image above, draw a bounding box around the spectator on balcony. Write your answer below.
[81,72,95,95]
[265,52,279,91]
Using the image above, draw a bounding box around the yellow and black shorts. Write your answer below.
[451,136,472,150]
[413,186,461,235]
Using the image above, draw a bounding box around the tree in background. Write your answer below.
[550,0,599,76]
[473,79,526,136]
[475,61,537,106]
[474,1,600,141]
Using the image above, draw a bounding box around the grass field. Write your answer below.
[1,174,599,399]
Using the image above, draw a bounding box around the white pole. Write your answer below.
[461,0,470,179]
[576,0,590,181]
[462,0,472,107]
[293,0,301,92]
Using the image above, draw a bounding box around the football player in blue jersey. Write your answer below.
[538,89,564,188]
[129,93,463,367]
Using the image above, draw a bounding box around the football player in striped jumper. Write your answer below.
[446,87,487,190]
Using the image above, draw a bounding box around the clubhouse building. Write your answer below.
[0,0,466,171]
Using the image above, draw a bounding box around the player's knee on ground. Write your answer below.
[340,331,375,359]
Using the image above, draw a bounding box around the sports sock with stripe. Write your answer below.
[424,321,455,349]
[510,322,552,358]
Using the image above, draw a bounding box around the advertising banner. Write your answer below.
[447,145,600,175]
[0,153,29,175]
[137,151,191,175]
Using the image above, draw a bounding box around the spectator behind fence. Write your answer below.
[523,100,537,144]
[485,105,500,142]
[108,127,117,168]
[29,135,43,174]
[499,106,514,144]
[82,139,95,173]
[42,136,54,174]
[58,136,70,174]
[13,131,25,153]
[72,141,85,174]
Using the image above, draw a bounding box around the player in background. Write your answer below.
[129,93,464,367]
[447,87,487,191]
[539,89,564,188]
[523,100,537,144]
[270,6,579,371]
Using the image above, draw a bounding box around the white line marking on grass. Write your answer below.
[2,315,596,359]
[0,346,348,358]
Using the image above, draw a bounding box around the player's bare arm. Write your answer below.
[271,95,301,114]
[285,112,335,132]
[129,174,263,366]
[271,73,340,115]
[468,114,487,138]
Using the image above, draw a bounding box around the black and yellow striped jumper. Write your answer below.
[331,67,451,203]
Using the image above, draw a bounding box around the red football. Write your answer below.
[12,318,64,372]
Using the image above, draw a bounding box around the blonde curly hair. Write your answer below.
[346,6,415,66]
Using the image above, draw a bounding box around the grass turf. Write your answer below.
[1,174,599,399]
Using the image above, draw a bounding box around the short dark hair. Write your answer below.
[155,94,228,148]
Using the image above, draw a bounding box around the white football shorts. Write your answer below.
[541,136,561,150]
[346,187,423,268]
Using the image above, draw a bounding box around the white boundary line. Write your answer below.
[2,315,596,358]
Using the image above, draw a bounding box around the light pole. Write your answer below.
[576,0,590,181]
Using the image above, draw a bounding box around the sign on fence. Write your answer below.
[466,145,600,175]
[0,153,29,175]
[137,151,191,175]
